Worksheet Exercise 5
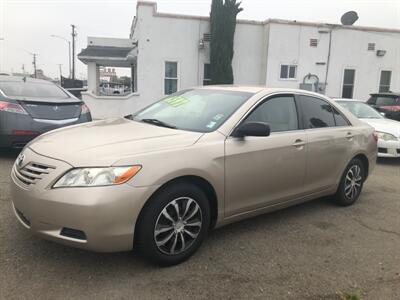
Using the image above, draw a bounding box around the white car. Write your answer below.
[335,99,400,158]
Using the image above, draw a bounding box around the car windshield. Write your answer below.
[133,89,253,132]
[337,101,383,119]
[0,81,69,99]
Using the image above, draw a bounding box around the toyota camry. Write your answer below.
[11,87,377,265]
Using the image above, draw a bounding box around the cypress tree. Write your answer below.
[210,0,243,84]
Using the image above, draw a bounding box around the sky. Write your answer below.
[0,0,399,79]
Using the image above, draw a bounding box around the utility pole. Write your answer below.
[58,64,62,79]
[32,53,37,78]
[50,35,71,78]
[22,64,25,74]
[71,24,76,80]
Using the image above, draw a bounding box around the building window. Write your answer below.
[342,69,356,99]
[164,61,178,95]
[203,63,211,85]
[368,43,375,51]
[379,70,391,92]
[280,65,297,79]
[310,39,318,47]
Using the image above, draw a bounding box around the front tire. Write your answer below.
[136,182,210,266]
[334,158,365,206]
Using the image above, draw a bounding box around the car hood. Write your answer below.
[360,118,400,138]
[28,118,204,166]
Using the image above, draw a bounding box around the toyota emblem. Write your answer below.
[16,154,25,169]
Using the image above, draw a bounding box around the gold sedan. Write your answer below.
[10,87,377,265]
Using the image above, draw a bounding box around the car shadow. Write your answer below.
[377,157,400,166]
[9,195,334,273]
[0,148,20,159]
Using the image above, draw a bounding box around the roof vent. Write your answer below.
[203,33,212,42]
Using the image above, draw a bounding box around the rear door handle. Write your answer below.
[346,132,354,140]
[292,139,306,147]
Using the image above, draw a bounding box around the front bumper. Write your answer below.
[377,139,400,158]
[10,147,158,252]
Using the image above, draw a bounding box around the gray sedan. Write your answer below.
[0,75,92,148]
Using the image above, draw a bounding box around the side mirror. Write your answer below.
[233,122,271,138]
[380,112,386,117]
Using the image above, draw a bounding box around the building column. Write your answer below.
[87,62,99,95]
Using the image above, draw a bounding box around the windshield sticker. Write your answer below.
[164,96,189,107]
[206,121,217,129]
[213,114,224,121]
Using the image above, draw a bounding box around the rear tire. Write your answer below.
[334,158,365,206]
[135,182,210,266]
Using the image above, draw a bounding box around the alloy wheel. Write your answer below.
[154,197,202,255]
[344,164,362,200]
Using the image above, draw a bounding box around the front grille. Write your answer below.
[397,149,400,154]
[14,162,55,186]
[378,147,388,154]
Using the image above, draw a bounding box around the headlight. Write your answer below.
[375,131,398,141]
[53,165,141,188]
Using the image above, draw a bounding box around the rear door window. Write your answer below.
[333,108,350,126]
[299,96,335,129]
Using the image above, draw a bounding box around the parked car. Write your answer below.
[0,75,92,149]
[366,92,400,121]
[11,87,377,266]
[335,99,400,158]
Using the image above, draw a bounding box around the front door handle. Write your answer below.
[346,132,354,140]
[292,139,306,148]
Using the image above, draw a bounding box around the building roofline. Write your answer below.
[136,0,400,33]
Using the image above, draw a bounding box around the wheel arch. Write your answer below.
[352,153,369,179]
[134,175,219,246]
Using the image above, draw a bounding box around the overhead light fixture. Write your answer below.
[198,39,205,49]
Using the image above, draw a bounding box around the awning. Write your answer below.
[78,46,137,67]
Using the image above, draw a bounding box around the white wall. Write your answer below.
[265,23,400,100]
[327,28,400,99]
[83,2,400,119]
[132,4,266,112]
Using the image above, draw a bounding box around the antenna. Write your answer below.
[341,11,359,25]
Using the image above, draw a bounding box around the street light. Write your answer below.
[50,35,71,79]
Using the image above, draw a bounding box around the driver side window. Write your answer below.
[245,95,299,133]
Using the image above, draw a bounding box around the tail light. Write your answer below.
[372,132,378,142]
[0,101,28,115]
[12,130,40,136]
[81,103,90,114]
[381,105,400,112]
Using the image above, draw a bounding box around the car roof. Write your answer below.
[0,75,53,84]
[370,92,400,97]
[333,98,366,102]
[197,85,332,97]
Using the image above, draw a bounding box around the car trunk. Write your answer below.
[19,100,82,120]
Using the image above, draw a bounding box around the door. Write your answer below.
[298,95,353,193]
[225,94,307,217]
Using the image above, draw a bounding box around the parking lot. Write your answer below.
[0,150,399,300]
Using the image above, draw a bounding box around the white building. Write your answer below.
[78,1,400,119]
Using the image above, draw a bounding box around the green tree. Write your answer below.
[210,0,243,84]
